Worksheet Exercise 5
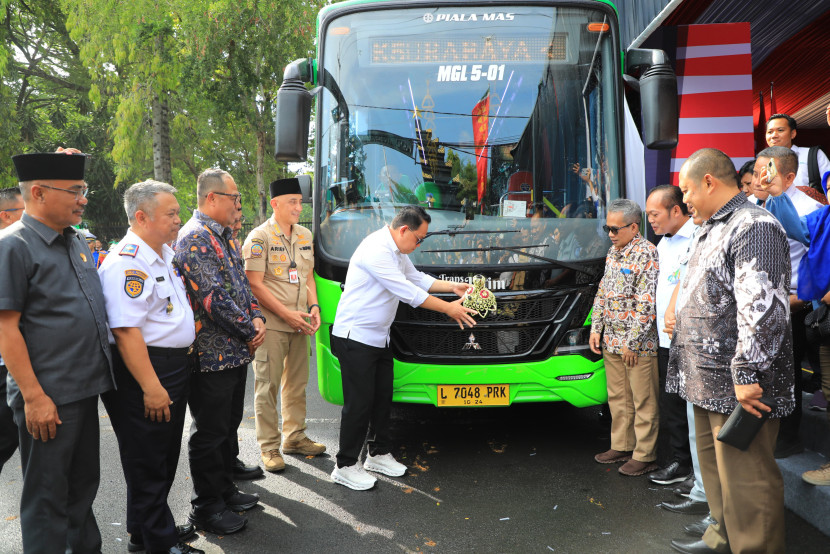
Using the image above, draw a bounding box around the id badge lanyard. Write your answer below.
[276,224,300,284]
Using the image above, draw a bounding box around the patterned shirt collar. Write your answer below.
[706,192,748,224]
[194,209,230,239]
[610,233,645,259]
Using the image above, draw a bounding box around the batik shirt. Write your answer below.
[174,210,263,372]
[590,234,659,356]
[666,193,794,417]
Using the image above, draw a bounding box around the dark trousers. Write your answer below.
[13,395,101,554]
[188,364,247,514]
[658,347,692,467]
[332,335,394,468]
[778,308,808,444]
[101,350,190,551]
[0,365,19,474]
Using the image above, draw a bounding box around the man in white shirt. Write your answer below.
[98,180,202,554]
[758,146,825,459]
[644,186,701,506]
[330,205,477,490]
[766,114,830,195]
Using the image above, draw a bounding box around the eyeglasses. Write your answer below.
[406,227,426,245]
[0,208,23,213]
[602,222,635,235]
[37,184,89,200]
[213,191,242,204]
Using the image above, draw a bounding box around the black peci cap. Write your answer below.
[269,177,302,198]
[12,153,88,182]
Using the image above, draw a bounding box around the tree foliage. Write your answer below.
[1,0,322,229]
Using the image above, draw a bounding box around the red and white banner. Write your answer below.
[670,23,755,184]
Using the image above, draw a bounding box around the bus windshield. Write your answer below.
[316,5,621,267]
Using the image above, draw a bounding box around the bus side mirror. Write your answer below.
[626,48,678,150]
[275,58,316,162]
[297,174,312,204]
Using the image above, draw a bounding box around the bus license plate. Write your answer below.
[437,384,510,406]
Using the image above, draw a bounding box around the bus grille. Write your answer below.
[389,289,589,364]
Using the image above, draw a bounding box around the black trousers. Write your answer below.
[658,347,692,467]
[778,308,809,444]
[188,364,247,514]
[13,395,101,554]
[0,365,19,474]
[332,336,394,468]
[101,349,190,551]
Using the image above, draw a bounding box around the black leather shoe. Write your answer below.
[149,542,205,554]
[188,509,247,535]
[225,488,260,511]
[128,523,197,552]
[684,514,717,538]
[661,498,709,515]
[648,461,692,485]
[673,476,695,498]
[233,458,265,480]
[670,537,725,553]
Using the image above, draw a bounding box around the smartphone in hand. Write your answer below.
[765,158,778,184]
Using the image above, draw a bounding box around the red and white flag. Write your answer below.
[671,23,755,185]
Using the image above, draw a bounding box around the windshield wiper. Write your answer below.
[420,244,597,276]
[424,225,519,239]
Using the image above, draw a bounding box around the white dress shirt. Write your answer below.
[99,229,195,348]
[333,226,435,347]
[791,144,830,191]
[655,217,697,348]
[780,184,823,292]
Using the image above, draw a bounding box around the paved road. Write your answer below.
[1,351,825,552]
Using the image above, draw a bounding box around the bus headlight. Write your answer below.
[553,327,601,362]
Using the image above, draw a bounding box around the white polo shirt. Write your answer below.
[780,184,823,293]
[655,217,697,348]
[98,229,195,348]
[792,144,830,191]
[333,226,435,348]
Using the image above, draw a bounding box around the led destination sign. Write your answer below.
[371,34,567,64]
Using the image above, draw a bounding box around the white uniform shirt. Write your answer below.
[333,226,435,348]
[99,229,195,348]
[792,144,830,190]
[780,184,823,293]
[655,217,697,348]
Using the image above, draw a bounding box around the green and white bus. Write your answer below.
[274,0,678,408]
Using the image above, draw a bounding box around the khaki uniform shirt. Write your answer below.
[242,218,314,333]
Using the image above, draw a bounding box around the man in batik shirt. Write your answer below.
[667,148,793,554]
[589,198,660,477]
[174,168,266,536]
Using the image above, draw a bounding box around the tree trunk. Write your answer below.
[152,92,172,184]
[256,130,267,223]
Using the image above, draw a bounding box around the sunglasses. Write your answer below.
[602,222,635,235]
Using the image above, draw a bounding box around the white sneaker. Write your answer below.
[364,453,407,477]
[331,463,377,490]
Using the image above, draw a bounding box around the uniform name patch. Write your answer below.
[251,244,264,258]
[299,246,312,251]
[125,269,149,279]
[120,244,139,257]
